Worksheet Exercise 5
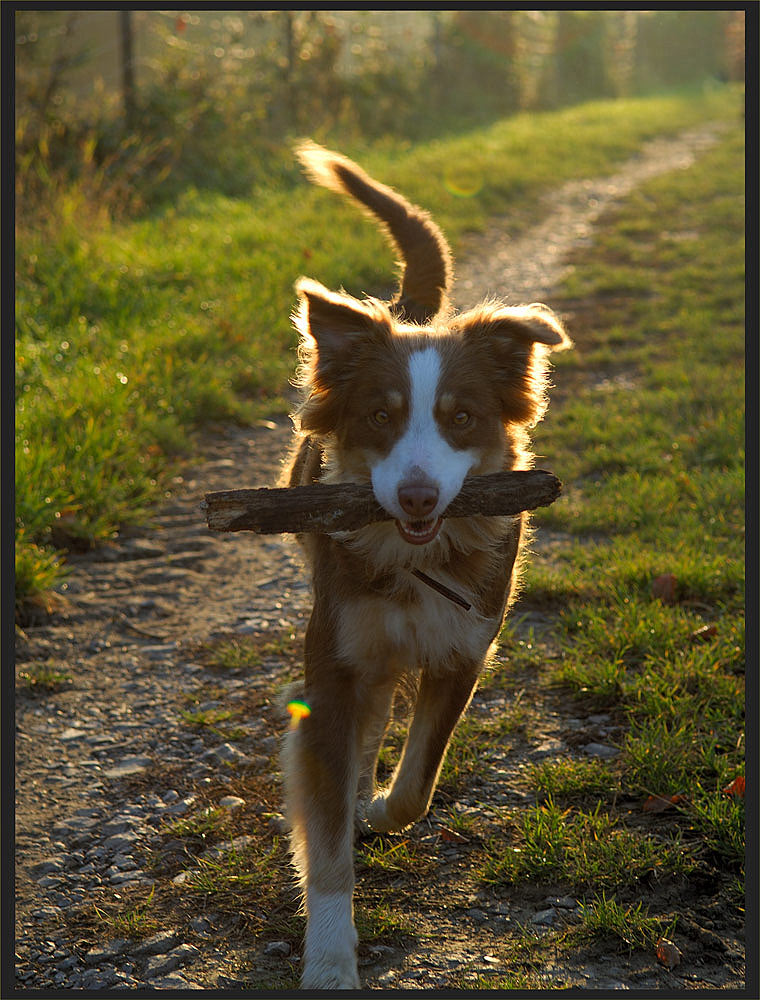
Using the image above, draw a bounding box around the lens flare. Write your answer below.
[442,166,483,198]
[287,699,311,729]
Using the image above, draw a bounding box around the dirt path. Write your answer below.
[14,122,741,991]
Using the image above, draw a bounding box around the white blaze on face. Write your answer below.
[371,347,477,521]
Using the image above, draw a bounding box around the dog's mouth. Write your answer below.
[395,517,443,546]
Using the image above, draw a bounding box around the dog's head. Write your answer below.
[293,278,570,548]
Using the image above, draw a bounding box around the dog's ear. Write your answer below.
[487,303,572,351]
[293,278,390,361]
[458,303,571,426]
[293,278,392,434]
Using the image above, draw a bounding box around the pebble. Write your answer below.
[529,737,566,759]
[104,756,153,779]
[85,939,131,964]
[189,914,218,934]
[103,831,139,853]
[202,742,249,765]
[202,834,255,859]
[259,736,279,754]
[144,944,200,979]
[582,742,620,759]
[31,859,65,877]
[219,795,245,811]
[60,728,87,741]
[264,940,292,957]
[151,973,204,989]
[36,875,64,889]
[531,907,557,926]
[546,895,578,910]
[134,930,182,956]
[101,819,132,836]
[165,795,196,816]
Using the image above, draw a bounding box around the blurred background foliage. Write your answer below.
[13,9,745,617]
[15,9,745,219]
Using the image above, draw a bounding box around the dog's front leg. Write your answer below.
[282,657,363,990]
[366,660,481,833]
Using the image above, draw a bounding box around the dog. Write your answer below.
[281,141,571,989]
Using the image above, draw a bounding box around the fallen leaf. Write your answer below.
[652,573,678,604]
[439,827,468,844]
[643,793,687,814]
[722,775,745,798]
[656,938,682,969]
[690,624,718,642]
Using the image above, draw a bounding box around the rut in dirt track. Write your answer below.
[14,123,730,992]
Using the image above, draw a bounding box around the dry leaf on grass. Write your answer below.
[439,827,469,844]
[656,938,682,969]
[690,623,718,642]
[643,793,687,814]
[721,775,745,798]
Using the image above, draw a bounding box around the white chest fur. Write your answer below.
[336,574,498,677]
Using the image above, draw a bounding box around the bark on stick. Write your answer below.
[201,469,561,535]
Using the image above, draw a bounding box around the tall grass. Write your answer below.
[15,87,739,616]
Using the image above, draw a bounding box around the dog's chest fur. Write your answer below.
[289,336,528,677]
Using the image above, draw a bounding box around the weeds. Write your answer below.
[529,758,619,802]
[18,660,73,692]
[357,836,424,875]
[572,892,675,951]
[164,806,229,842]
[483,798,693,890]
[92,886,157,939]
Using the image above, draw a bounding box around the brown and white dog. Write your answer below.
[282,142,571,989]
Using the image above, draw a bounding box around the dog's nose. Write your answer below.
[398,483,439,519]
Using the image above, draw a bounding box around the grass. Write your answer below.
[474,114,744,956]
[572,893,676,952]
[529,121,746,885]
[482,798,693,890]
[15,86,740,614]
[92,886,158,940]
[18,660,74,692]
[357,835,426,875]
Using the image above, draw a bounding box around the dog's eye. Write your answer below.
[453,411,471,427]
[372,409,390,426]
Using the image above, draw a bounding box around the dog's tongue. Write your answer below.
[396,517,443,546]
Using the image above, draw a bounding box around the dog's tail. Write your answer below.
[295,140,453,324]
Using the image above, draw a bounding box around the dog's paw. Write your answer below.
[302,944,360,990]
[301,961,360,991]
[365,794,404,833]
[303,890,359,990]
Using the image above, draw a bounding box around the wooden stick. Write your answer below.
[201,469,561,535]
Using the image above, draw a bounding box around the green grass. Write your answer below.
[357,835,426,874]
[529,121,745,883]
[473,115,745,951]
[18,660,74,692]
[15,87,740,613]
[355,902,416,943]
[92,885,158,939]
[482,798,693,889]
[529,758,619,801]
[572,893,676,952]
